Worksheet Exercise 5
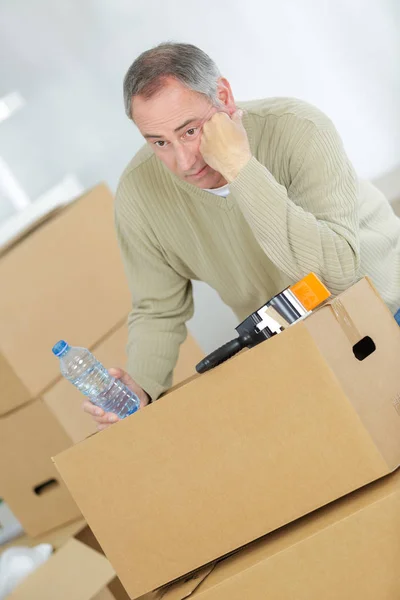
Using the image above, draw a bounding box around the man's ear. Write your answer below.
[216,77,236,115]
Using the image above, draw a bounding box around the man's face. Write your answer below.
[132,77,228,189]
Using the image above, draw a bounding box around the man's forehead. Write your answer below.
[134,101,211,138]
[132,80,211,130]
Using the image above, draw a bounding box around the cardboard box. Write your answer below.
[53,278,400,598]
[8,538,115,600]
[1,519,127,600]
[1,519,130,599]
[0,183,131,416]
[0,321,203,537]
[0,519,86,553]
[0,400,82,536]
[154,467,400,600]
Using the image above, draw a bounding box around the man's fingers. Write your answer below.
[97,413,120,431]
[97,423,111,432]
[95,412,119,425]
[82,401,119,424]
[231,109,244,123]
[108,367,123,378]
[109,366,136,389]
[82,400,104,417]
[109,366,130,384]
[202,109,242,138]
[105,413,120,423]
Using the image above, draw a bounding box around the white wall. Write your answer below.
[0,0,399,351]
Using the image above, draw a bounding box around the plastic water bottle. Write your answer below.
[52,340,140,418]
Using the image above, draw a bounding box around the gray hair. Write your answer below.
[123,42,221,119]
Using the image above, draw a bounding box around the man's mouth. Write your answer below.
[188,165,209,179]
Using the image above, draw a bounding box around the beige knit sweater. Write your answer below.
[115,97,400,400]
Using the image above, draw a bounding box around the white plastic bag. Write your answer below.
[0,544,52,599]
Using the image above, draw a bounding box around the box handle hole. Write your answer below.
[352,336,376,361]
[34,479,59,496]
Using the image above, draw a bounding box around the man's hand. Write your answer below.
[82,367,150,431]
[200,110,252,182]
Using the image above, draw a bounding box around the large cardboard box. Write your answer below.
[0,183,131,416]
[1,520,128,600]
[54,278,400,598]
[0,400,83,536]
[154,467,400,600]
[8,539,115,600]
[0,321,203,536]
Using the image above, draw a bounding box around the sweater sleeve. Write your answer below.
[115,179,194,401]
[229,121,360,295]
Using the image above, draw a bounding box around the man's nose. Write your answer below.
[174,143,197,173]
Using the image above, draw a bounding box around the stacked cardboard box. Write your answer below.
[0,184,204,538]
[5,470,400,600]
[154,468,400,600]
[54,278,400,598]
[0,519,130,600]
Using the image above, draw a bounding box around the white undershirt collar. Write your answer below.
[202,183,230,198]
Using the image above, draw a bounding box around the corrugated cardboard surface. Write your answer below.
[161,468,400,600]
[0,183,131,413]
[75,526,131,600]
[0,400,81,536]
[9,538,115,600]
[54,279,400,598]
[0,520,130,600]
[305,277,400,467]
[0,519,86,555]
[0,353,31,415]
[94,590,118,600]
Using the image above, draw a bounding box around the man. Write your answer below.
[84,42,400,429]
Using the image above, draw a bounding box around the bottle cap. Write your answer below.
[52,340,69,357]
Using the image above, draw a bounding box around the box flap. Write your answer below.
[9,538,115,600]
[0,179,93,257]
[0,198,75,257]
[143,470,400,600]
[160,564,216,600]
[136,564,215,600]
[185,470,400,599]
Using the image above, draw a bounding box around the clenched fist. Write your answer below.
[200,110,252,182]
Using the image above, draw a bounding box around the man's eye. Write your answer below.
[155,140,167,148]
[185,128,198,137]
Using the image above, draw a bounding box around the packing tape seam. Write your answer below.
[330,297,361,346]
